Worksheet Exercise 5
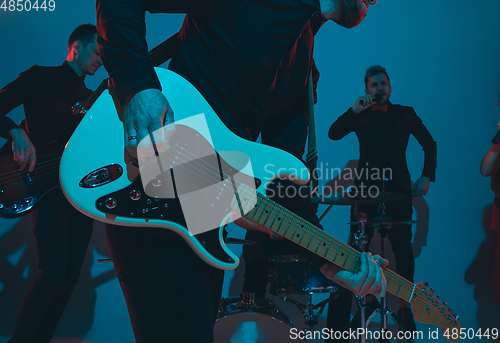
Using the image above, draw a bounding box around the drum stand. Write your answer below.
[352,217,369,343]
[371,202,416,343]
[371,202,393,343]
[280,292,341,332]
[351,196,396,343]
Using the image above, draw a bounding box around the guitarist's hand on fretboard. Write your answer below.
[10,127,37,172]
[320,252,388,297]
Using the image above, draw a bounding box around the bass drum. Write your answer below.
[214,295,306,343]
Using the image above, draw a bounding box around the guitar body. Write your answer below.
[0,142,62,218]
[60,67,310,270]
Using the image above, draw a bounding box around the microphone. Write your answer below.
[492,131,500,144]
[360,93,383,106]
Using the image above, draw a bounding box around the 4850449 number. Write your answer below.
[1,0,55,11]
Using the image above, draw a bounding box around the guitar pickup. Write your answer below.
[80,165,123,188]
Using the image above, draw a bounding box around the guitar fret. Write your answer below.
[332,242,341,263]
[273,205,284,232]
[408,283,416,302]
[342,246,352,268]
[315,231,324,253]
[306,228,315,249]
[256,197,269,223]
[245,195,256,218]
[282,209,292,237]
[354,253,362,273]
[290,219,301,242]
[297,221,306,245]
[396,278,403,295]
[386,271,392,286]
[240,186,251,214]
[260,200,275,227]
[239,187,257,219]
[324,237,333,258]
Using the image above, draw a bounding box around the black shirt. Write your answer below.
[0,61,92,149]
[96,0,323,140]
[329,102,437,195]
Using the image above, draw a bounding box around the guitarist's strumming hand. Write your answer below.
[123,89,176,160]
[320,252,388,297]
[9,127,36,172]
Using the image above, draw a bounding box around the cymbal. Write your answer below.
[369,219,419,227]
[224,237,258,245]
[347,219,419,227]
[312,190,407,206]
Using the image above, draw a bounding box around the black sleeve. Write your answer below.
[409,108,437,181]
[96,0,162,103]
[0,67,39,139]
[96,0,220,104]
[328,108,357,141]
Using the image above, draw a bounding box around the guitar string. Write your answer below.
[0,155,61,180]
[0,160,60,187]
[0,163,60,190]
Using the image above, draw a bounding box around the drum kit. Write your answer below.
[215,254,344,343]
[216,182,417,342]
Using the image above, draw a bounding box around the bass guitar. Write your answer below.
[0,141,62,218]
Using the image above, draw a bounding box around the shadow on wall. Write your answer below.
[465,205,500,343]
[0,217,115,341]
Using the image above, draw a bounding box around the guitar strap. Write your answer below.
[149,32,181,67]
[306,70,319,196]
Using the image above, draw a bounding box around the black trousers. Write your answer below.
[105,225,224,343]
[8,193,93,343]
[326,198,414,342]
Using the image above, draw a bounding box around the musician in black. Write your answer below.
[96,1,388,342]
[328,65,437,335]
[0,24,102,343]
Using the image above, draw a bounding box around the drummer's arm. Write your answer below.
[410,108,436,196]
[328,108,358,141]
[319,252,388,297]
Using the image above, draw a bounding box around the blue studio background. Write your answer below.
[0,1,499,342]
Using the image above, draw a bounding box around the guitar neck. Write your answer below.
[233,184,416,303]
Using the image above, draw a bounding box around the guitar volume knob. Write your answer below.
[130,190,141,201]
[105,198,117,209]
[152,177,162,187]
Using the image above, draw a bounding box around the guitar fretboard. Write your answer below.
[232,184,416,302]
